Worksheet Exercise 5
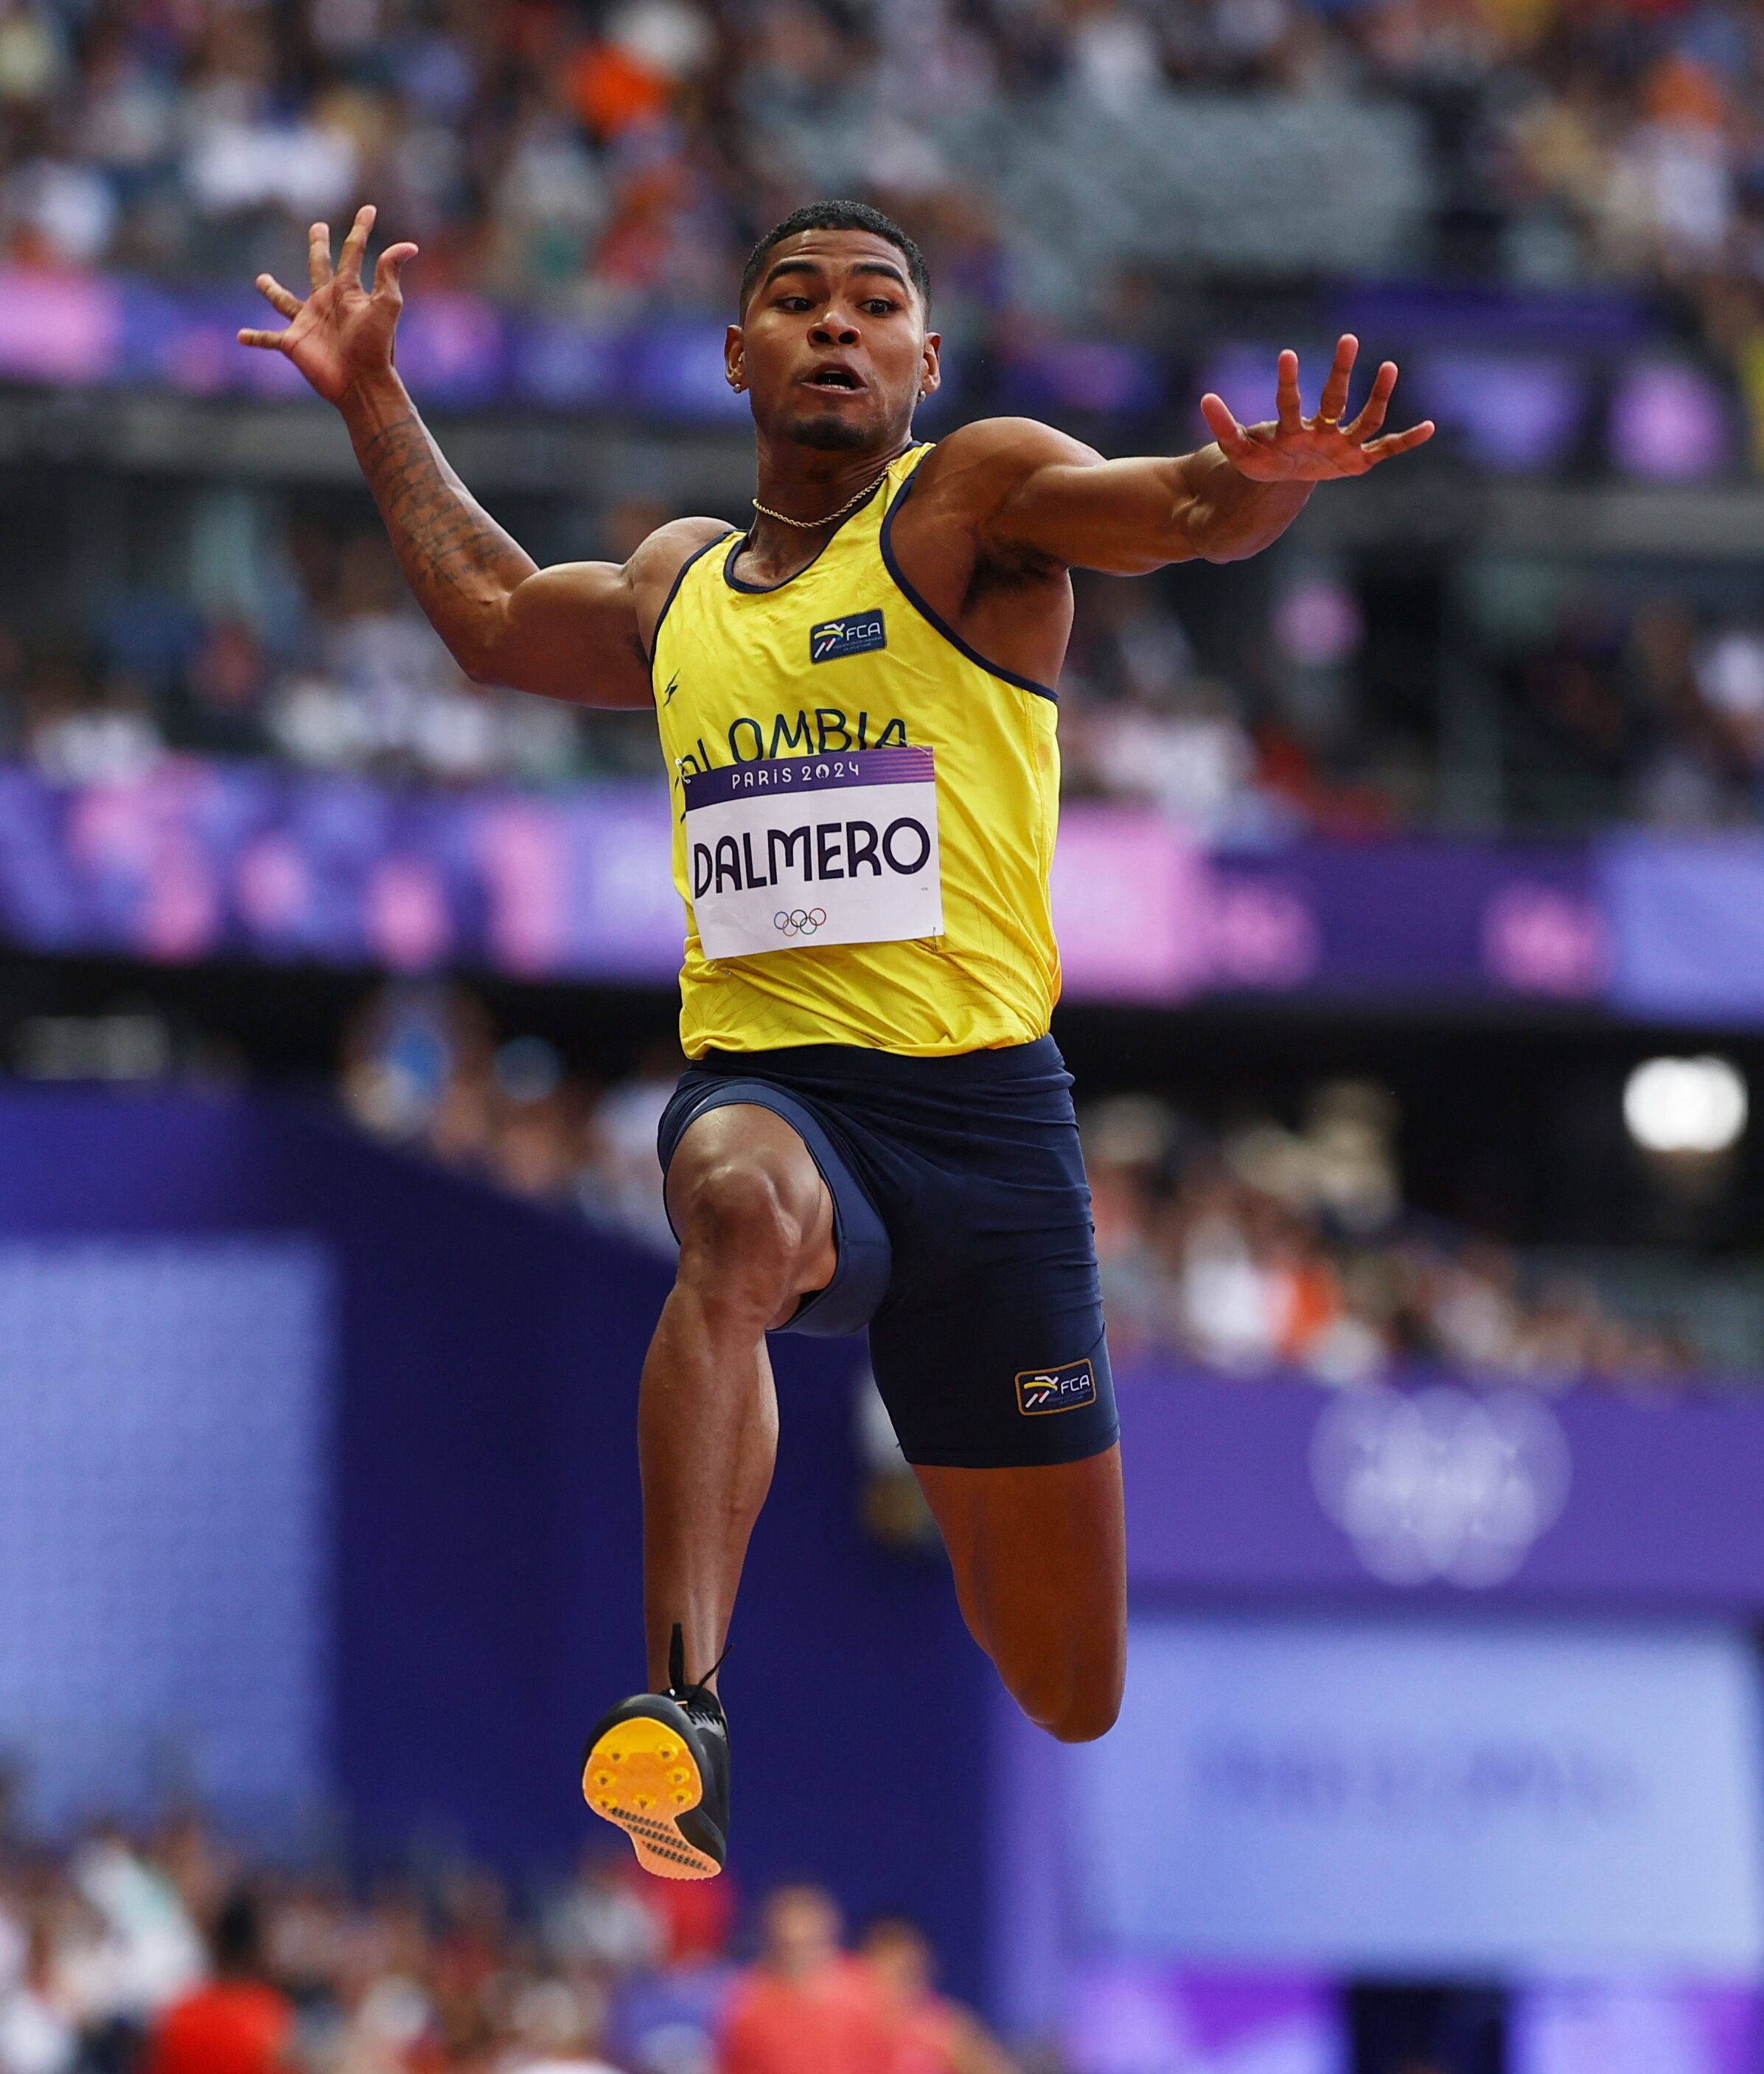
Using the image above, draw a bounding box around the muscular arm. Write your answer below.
[339,368,661,706]
[241,207,716,709]
[953,338,1432,576]
[972,425,1309,574]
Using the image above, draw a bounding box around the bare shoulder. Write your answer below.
[885,421,1084,686]
[914,416,1104,512]
[627,515,737,654]
[628,514,736,585]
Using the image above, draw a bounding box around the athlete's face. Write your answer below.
[728,230,940,452]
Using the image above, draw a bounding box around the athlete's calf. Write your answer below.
[637,1106,837,1695]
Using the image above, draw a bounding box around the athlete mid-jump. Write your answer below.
[243,198,1433,1880]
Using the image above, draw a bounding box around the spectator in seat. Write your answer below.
[140,1890,290,2074]
[859,1918,1015,2074]
[717,1886,889,2074]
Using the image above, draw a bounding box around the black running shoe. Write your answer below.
[581,1624,729,1880]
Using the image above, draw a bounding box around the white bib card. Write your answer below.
[683,745,943,961]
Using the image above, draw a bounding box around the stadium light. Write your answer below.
[1623,1056,1748,1155]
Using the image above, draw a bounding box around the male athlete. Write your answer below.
[243,198,1433,1881]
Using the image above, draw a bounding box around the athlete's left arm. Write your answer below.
[972,335,1433,574]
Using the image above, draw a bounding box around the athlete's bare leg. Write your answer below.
[913,1450,1126,1742]
[641,1104,836,1692]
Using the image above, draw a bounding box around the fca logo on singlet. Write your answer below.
[811,610,887,663]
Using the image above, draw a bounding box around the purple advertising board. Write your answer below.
[1208,840,1608,1001]
[1115,1368,1764,1611]
[0,269,1735,483]
[0,762,686,981]
[17,760,1764,1026]
[1600,831,1764,1024]
[1510,1980,1764,2074]
[1066,1966,1346,2074]
[994,1608,1764,2012]
[0,760,1622,1009]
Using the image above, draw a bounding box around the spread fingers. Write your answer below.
[1343,361,1400,442]
[1274,349,1303,433]
[1363,421,1437,463]
[255,274,302,320]
[1314,334,1359,425]
[337,203,376,285]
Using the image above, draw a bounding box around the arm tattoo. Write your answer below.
[346,401,537,666]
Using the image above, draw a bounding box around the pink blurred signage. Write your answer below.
[367,855,453,970]
[1510,1980,1763,2074]
[1609,361,1733,482]
[473,801,569,975]
[1482,882,1612,997]
[1067,1966,1344,2074]
[0,271,119,383]
[0,763,1611,1008]
[1050,811,1210,1001]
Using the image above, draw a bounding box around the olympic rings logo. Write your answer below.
[773,908,828,937]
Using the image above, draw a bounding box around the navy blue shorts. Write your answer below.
[656,1037,1118,1469]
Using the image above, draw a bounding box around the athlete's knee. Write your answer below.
[674,1159,808,1306]
[1042,1680,1122,1744]
[1000,1635,1123,1744]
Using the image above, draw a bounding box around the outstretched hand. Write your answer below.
[237,203,418,407]
[1199,335,1434,483]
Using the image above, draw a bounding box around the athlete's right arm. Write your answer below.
[239,205,710,709]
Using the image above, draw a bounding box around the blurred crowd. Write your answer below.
[0,512,1313,825]
[1081,1082,1696,1386]
[4,0,1764,358]
[338,979,1698,1388]
[17,498,1764,835]
[7,2,1764,841]
[1059,566,1400,840]
[1505,591,1764,828]
[0,1803,1014,2074]
[0,529,613,794]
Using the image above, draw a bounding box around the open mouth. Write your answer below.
[806,368,864,391]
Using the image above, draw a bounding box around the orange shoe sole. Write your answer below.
[581,1714,722,1880]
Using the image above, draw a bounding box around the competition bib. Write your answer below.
[682,745,943,960]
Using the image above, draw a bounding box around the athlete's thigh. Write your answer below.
[866,1144,1123,1724]
[663,1102,836,1281]
[915,1447,1126,1727]
[865,1203,1117,1470]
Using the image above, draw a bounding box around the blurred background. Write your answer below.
[4,0,1764,2070]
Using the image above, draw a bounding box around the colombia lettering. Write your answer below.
[673,706,910,789]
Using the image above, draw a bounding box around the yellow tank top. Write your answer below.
[651,442,1062,1058]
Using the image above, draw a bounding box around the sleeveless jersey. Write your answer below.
[650,442,1063,1058]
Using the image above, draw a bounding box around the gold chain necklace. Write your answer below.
[751,464,891,530]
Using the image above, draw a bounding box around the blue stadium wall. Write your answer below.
[0,1090,992,1997]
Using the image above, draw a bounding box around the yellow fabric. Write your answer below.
[652,442,1062,1058]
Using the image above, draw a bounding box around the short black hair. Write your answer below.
[739,201,931,314]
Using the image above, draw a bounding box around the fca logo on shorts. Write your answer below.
[1016,1360,1097,1416]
